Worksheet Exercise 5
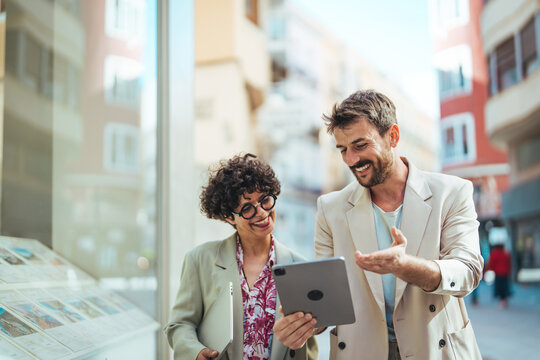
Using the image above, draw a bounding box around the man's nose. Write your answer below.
[345,149,358,167]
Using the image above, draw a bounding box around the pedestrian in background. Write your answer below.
[485,242,512,308]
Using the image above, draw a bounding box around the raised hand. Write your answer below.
[354,226,407,274]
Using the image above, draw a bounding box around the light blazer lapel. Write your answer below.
[346,184,385,318]
[270,241,294,360]
[214,235,294,360]
[395,161,432,308]
[214,233,244,360]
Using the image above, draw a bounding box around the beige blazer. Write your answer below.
[164,233,318,360]
[315,159,483,360]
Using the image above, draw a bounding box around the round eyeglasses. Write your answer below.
[231,194,277,220]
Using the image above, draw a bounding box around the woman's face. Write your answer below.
[226,191,276,240]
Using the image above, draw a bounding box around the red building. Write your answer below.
[431,0,509,245]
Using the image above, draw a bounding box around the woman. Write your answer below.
[485,242,512,308]
[164,154,318,360]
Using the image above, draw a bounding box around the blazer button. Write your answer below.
[338,342,346,350]
[439,339,446,347]
[450,281,455,287]
[429,304,436,312]
[289,349,295,357]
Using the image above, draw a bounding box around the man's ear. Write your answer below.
[389,124,400,148]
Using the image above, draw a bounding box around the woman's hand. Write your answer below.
[196,348,219,360]
[273,306,317,349]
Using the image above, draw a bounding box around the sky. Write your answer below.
[291,0,440,118]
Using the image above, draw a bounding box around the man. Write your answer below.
[273,90,483,359]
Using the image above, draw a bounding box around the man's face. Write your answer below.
[334,118,395,188]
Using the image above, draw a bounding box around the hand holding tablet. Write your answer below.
[272,257,355,328]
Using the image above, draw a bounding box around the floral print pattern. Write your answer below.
[236,235,277,360]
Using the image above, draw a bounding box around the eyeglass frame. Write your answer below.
[230,194,277,220]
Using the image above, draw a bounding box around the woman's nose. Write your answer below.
[255,203,267,216]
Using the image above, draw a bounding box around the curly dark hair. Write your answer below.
[323,89,397,135]
[200,153,281,222]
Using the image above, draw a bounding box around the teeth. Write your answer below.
[356,164,370,172]
[253,217,268,225]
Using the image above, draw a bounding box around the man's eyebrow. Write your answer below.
[350,137,366,145]
[335,137,366,149]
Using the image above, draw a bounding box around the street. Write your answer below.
[315,281,540,359]
[468,281,540,360]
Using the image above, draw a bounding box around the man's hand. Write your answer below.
[354,226,407,274]
[196,348,218,360]
[273,306,317,349]
[354,226,442,291]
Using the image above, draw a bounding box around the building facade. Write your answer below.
[481,0,540,282]
[260,0,439,258]
[192,0,272,245]
[430,0,510,259]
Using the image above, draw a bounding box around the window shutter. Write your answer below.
[496,37,516,89]
[520,18,537,76]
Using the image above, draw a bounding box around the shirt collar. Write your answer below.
[236,234,276,271]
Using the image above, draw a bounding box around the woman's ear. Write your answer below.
[225,215,236,227]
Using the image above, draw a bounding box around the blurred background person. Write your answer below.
[485,229,512,309]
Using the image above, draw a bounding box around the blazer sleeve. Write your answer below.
[314,196,334,259]
[163,251,206,360]
[431,180,484,297]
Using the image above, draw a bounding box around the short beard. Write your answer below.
[351,150,394,188]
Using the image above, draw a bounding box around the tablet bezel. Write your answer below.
[272,257,356,328]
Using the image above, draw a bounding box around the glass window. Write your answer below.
[434,45,473,99]
[269,17,285,40]
[517,135,540,171]
[520,17,539,77]
[245,0,258,25]
[444,127,455,159]
[104,55,141,108]
[496,36,518,90]
[1,0,158,357]
[105,0,143,39]
[441,112,476,165]
[271,57,288,83]
[104,123,140,173]
[22,32,41,91]
[435,0,469,30]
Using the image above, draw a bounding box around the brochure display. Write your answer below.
[0,236,159,359]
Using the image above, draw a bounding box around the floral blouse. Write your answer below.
[236,235,277,360]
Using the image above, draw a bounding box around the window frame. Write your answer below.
[440,112,476,166]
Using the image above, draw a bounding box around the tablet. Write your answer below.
[272,257,355,328]
[198,282,233,360]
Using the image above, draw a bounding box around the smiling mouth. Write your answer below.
[352,162,371,173]
[252,216,270,228]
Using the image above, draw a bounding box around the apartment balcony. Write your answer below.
[195,0,269,90]
[481,0,539,53]
[5,74,83,145]
[485,67,540,148]
[7,0,85,67]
